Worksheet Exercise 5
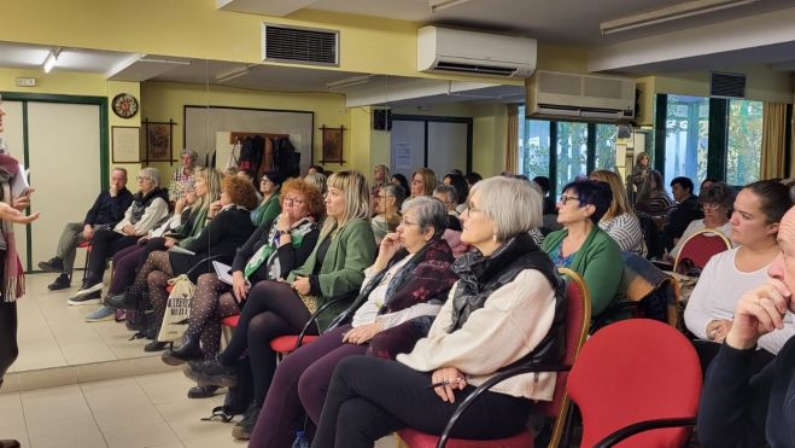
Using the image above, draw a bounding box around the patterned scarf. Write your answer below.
[0,150,24,303]
[244,216,316,280]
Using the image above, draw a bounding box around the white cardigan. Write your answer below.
[397,269,558,401]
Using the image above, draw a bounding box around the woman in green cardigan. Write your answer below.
[186,170,376,441]
[542,179,624,319]
[250,171,282,227]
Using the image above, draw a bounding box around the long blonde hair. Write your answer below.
[590,169,633,221]
[194,167,222,212]
[323,170,370,234]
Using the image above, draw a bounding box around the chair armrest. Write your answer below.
[593,417,696,448]
[295,293,355,347]
[436,363,571,448]
[185,254,224,277]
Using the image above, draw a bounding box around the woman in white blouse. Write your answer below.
[685,180,794,367]
[670,181,735,258]
[590,169,645,255]
[311,176,566,448]
[248,196,458,448]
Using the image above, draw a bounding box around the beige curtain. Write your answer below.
[760,102,788,179]
[506,104,519,174]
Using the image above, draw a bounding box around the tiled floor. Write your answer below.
[11,272,158,374]
[0,370,244,448]
[1,370,400,448]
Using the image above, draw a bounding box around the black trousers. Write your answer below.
[218,280,317,406]
[312,356,534,448]
[86,229,136,283]
[0,301,17,388]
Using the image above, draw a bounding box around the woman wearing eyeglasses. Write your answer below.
[185,170,376,441]
[542,179,624,319]
[161,179,323,385]
[669,182,735,259]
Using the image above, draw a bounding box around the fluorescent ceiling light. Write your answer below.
[326,75,375,90]
[429,0,473,13]
[42,48,61,73]
[600,0,759,35]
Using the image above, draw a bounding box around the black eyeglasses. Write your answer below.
[558,194,580,205]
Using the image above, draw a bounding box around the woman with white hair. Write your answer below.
[169,149,199,202]
[312,176,566,447]
[71,167,170,302]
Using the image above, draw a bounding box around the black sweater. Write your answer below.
[698,338,795,447]
[83,188,133,227]
[231,217,319,283]
[169,207,255,282]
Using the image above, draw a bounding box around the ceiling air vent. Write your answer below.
[433,61,518,77]
[710,72,745,98]
[262,24,339,66]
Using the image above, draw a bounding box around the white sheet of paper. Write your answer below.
[213,260,234,286]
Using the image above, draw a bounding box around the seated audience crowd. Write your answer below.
[38,151,795,448]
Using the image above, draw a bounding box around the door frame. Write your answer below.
[0,92,109,271]
[391,114,473,173]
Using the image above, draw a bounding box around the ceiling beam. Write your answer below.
[216,0,320,16]
[589,5,795,72]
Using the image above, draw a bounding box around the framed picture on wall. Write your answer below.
[320,125,345,164]
[111,126,141,163]
[143,119,175,163]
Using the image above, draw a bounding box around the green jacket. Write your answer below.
[287,218,376,330]
[251,193,281,227]
[176,206,209,248]
[542,226,624,317]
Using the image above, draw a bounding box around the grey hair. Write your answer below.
[470,176,543,241]
[382,183,406,209]
[401,196,448,238]
[139,167,161,187]
[182,149,199,163]
[433,184,458,204]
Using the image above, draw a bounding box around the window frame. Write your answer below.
[516,108,618,196]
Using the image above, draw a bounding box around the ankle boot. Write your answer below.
[161,334,202,365]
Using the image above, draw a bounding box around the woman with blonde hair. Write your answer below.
[590,169,644,254]
[410,167,437,198]
[101,168,222,321]
[186,170,377,440]
[631,152,652,204]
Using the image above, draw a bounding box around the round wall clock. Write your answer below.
[112,93,139,119]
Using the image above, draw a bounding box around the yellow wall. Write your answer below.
[140,81,351,180]
[0,67,142,180]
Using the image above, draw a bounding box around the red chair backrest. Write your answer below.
[539,268,591,420]
[675,229,731,272]
[567,319,702,447]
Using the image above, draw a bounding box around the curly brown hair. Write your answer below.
[222,175,259,210]
[280,178,326,221]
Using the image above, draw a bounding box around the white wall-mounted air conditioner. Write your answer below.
[418,26,537,78]
[527,71,636,122]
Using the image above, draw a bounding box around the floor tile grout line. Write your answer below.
[135,374,188,446]
[78,381,111,448]
[17,391,32,447]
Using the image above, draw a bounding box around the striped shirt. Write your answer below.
[599,213,644,255]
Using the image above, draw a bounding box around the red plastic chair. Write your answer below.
[673,228,732,273]
[399,267,592,448]
[569,319,701,447]
[77,240,92,281]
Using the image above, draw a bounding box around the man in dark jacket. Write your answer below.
[38,167,133,290]
[698,205,795,448]
[662,176,703,251]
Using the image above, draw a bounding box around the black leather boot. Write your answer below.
[161,334,202,365]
